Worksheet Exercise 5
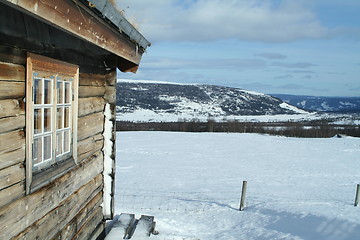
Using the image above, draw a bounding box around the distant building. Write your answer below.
[0,0,149,239]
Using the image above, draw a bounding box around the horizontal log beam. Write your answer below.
[0,81,25,100]
[0,181,24,209]
[79,73,106,86]
[0,150,104,239]
[0,130,25,153]
[79,85,106,98]
[78,97,106,117]
[15,175,103,239]
[0,115,25,134]
[0,146,25,170]
[0,163,25,190]
[78,133,104,162]
[0,62,25,81]
[54,192,103,240]
[78,112,104,141]
[0,98,24,118]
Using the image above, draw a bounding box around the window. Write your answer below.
[26,53,79,194]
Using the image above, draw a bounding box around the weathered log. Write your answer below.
[0,163,25,190]
[78,97,105,117]
[0,81,25,100]
[14,175,103,240]
[0,146,25,170]
[72,207,104,240]
[77,133,104,162]
[79,85,106,98]
[0,130,25,154]
[0,99,24,118]
[79,73,106,86]
[78,112,104,141]
[105,71,116,86]
[0,151,104,239]
[54,192,103,240]
[104,86,116,104]
[0,181,24,210]
[0,115,25,134]
[0,62,25,81]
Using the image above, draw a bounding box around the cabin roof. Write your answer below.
[0,0,150,73]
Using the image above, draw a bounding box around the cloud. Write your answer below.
[255,53,287,59]
[272,62,317,68]
[140,57,267,71]
[116,0,330,43]
[275,74,293,79]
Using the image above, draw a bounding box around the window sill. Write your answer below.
[29,157,76,194]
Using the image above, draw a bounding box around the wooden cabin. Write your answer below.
[0,0,150,239]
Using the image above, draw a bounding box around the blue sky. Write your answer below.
[116,0,360,97]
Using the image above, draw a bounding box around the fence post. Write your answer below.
[239,181,247,211]
[355,184,360,207]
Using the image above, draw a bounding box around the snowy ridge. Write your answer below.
[116,81,310,122]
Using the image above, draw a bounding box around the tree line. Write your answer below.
[116,119,360,138]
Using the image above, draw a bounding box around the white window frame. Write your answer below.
[26,53,79,194]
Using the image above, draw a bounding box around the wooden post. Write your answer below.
[239,181,247,211]
[355,184,360,207]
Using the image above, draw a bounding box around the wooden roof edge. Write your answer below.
[1,0,150,73]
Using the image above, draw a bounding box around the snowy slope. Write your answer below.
[115,132,360,240]
[273,94,360,113]
[116,80,309,122]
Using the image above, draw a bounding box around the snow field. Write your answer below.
[115,132,360,240]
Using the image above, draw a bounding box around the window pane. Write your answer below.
[34,78,42,104]
[44,135,52,160]
[65,82,71,103]
[64,130,70,153]
[57,107,63,130]
[33,137,42,165]
[57,81,63,104]
[44,108,52,132]
[44,79,52,104]
[56,132,63,156]
[34,108,42,134]
[64,107,70,128]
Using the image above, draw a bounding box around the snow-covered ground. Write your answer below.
[115,132,360,240]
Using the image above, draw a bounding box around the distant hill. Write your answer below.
[272,94,360,113]
[116,80,308,122]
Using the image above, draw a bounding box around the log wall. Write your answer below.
[0,47,115,239]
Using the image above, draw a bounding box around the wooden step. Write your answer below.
[105,213,135,239]
[128,215,156,239]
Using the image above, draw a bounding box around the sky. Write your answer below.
[115,0,360,97]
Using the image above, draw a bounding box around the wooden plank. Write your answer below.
[71,207,104,240]
[14,175,103,240]
[0,99,24,118]
[78,112,104,141]
[0,81,25,100]
[0,115,25,134]
[0,130,25,154]
[0,181,25,210]
[0,62,25,81]
[55,192,103,240]
[79,73,106,86]
[6,0,143,68]
[79,85,106,98]
[0,163,25,190]
[0,151,104,239]
[77,134,104,162]
[105,214,135,240]
[0,146,25,170]
[78,97,106,117]
[131,215,155,238]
